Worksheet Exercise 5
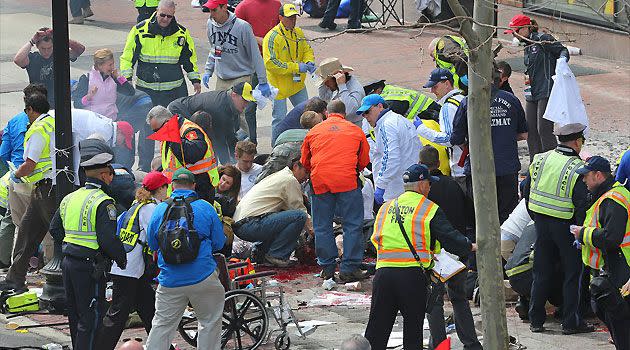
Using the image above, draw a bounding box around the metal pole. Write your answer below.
[40,0,75,313]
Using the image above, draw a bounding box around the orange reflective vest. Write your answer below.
[371,191,441,269]
[581,182,630,269]
[161,119,219,187]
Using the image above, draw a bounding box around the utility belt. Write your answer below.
[32,179,54,200]
[232,213,272,230]
[64,252,110,280]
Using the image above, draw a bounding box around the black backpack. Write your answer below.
[157,195,201,264]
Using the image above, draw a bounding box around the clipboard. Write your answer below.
[432,250,467,282]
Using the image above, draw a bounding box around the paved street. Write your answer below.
[0,0,628,349]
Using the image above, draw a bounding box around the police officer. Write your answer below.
[364,164,475,350]
[570,156,630,349]
[120,0,201,172]
[49,139,127,350]
[362,79,440,121]
[522,123,593,334]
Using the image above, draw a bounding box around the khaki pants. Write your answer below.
[146,271,224,350]
[8,181,32,227]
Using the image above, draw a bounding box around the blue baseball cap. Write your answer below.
[403,164,440,183]
[576,156,611,174]
[356,94,386,115]
[423,68,454,88]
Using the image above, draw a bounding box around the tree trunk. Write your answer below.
[445,0,509,348]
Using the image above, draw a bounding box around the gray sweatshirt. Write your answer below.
[205,12,267,84]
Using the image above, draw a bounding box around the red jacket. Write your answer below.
[301,114,370,194]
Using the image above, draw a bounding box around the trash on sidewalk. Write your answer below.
[288,319,335,336]
[307,291,371,307]
[344,281,362,291]
[322,278,336,290]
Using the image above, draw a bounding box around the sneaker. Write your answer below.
[318,21,337,30]
[529,325,545,333]
[0,279,27,294]
[338,269,368,283]
[264,254,295,268]
[515,302,529,321]
[68,16,84,24]
[562,323,595,335]
[319,268,335,280]
[83,6,94,18]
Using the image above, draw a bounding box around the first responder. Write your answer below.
[428,35,469,94]
[120,0,201,171]
[49,139,127,350]
[135,0,158,23]
[146,106,219,202]
[364,164,475,350]
[0,173,10,217]
[522,122,593,334]
[0,93,56,293]
[570,156,630,349]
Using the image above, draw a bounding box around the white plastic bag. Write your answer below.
[543,58,589,130]
[191,0,200,8]
[252,84,279,110]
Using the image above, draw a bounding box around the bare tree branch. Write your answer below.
[445,0,477,45]
[574,0,630,34]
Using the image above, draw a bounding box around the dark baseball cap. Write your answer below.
[403,164,440,183]
[576,156,611,175]
[172,168,196,183]
[423,68,453,88]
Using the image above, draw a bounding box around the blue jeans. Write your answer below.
[271,88,308,146]
[235,210,307,260]
[311,188,364,274]
[69,0,90,17]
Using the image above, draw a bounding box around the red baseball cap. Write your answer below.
[116,121,134,150]
[203,0,228,10]
[504,14,531,34]
[142,171,170,191]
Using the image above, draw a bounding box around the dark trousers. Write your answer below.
[321,0,364,27]
[365,267,427,350]
[593,299,630,350]
[529,214,584,329]
[62,255,107,350]
[118,99,153,172]
[243,74,259,144]
[95,274,156,350]
[525,98,556,161]
[137,84,188,172]
[427,271,482,350]
[495,173,519,224]
[69,0,90,17]
[136,6,157,23]
[6,182,56,287]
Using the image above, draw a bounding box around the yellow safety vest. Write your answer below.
[528,150,583,219]
[581,182,630,269]
[0,173,10,209]
[434,35,468,91]
[380,85,435,120]
[23,114,55,184]
[60,187,113,250]
[135,0,159,7]
[372,191,441,269]
[160,119,219,187]
[120,13,200,91]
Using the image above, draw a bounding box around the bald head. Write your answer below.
[118,340,144,350]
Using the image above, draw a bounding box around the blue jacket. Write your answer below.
[147,189,226,288]
[0,112,29,167]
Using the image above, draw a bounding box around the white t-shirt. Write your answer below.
[500,199,533,241]
[238,163,263,199]
[110,202,157,279]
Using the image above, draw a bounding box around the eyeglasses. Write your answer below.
[362,107,373,116]
[158,13,174,18]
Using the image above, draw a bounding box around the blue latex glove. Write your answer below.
[413,116,423,128]
[558,56,568,63]
[9,171,22,183]
[202,73,212,88]
[460,74,469,86]
[374,187,385,205]
[258,83,271,98]
[306,62,317,74]
[298,63,309,73]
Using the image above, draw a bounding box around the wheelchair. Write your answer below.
[178,254,306,350]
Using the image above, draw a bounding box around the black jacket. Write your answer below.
[426,169,470,235]
[578,177,630,288]
[49,178,127,267]
[524,31,569,101]
[429,207,473,260]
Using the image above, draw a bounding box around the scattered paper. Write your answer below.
[307,291,371,307]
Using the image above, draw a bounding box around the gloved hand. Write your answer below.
[9,171,22,183]
[305,62,317,74]
[202,72,212,88]
[558,56,568,63]
[413,116,423,128]
[460,74,469,86]
[258,83,272,98]
[298,62,309,73]
[374,187,385,205]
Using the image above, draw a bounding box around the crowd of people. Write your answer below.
[0,1,629,349]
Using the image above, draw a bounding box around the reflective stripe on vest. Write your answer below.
[23,114,55,184]
[371,191,440,269]
[434,35,468,90]
[161,119,219,187]
[136,77,184,91]
[60,187,113,250]
[528,150,583,219]
[0,173,9,209]
[505,261,533,277]
[135,0,159,7]
[381,85,434,119]
[581,183,630,269]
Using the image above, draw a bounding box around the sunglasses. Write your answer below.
[158,13,174,19]
[362,106,373,116]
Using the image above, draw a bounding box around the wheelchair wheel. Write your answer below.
[178,310,199,347]
[222,289,268,349]
[274,332,290,350]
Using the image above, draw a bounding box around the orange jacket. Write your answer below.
[301,114,370,194]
